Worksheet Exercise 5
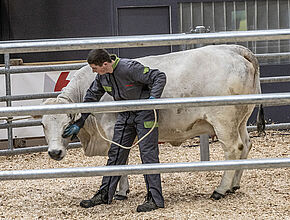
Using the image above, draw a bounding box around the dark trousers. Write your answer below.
[99,110,164,207]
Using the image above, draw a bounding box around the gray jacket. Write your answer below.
[76,55,166,127]
[84,55,166,102]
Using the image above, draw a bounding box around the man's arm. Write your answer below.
[62,76,105,139]
[77,76,106,127]
[84,75,106,103]
[129,61,167,98]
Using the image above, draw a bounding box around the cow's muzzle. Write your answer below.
[48,150,64,161]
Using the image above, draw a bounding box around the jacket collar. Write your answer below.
[111,54,120,70]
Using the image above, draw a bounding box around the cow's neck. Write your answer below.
[59,89,85,103]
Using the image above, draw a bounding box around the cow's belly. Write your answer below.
[158,108,215,144]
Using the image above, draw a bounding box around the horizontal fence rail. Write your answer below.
[1,29,290,54]
[0,142,81,156]
[0,92,61,102]
[0,75,287,103]
[260,76,290,83]
[0,119,41,129]
[256,52,290,59]
[247,122,290,132]
[2,120,289,132]
[1,120,290,156]
[0,158,289,181]
[1,52,290,74]
[1,93,290,117]
[0,63,86,74]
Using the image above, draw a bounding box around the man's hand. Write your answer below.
[62,124,80,140]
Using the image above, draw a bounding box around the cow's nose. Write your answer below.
[48,150,63,161]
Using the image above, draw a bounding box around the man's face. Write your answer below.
[90,62,113,75]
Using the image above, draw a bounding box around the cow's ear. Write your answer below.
[31,115,43,119]
[74,113,81,121]
[68,113,80,122]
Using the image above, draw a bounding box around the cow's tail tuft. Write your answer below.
[257,104,266,135]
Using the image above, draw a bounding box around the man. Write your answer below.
[62,49,166,212]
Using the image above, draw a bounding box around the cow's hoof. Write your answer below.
[226,186,241,194]
[228,186,241,193]
[232,186,240,192]
[226,189,234,194]
[114,195,128,200]
[210,191,225,200]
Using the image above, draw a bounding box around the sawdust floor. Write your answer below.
[0,130,289,220]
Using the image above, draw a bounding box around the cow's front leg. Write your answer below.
[114,157,130,200]
[114,175,130,200]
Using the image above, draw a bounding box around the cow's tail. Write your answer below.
[232,45,266,135]
[257,104,266,135]
[231,45,260,88]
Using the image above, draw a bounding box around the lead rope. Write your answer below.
[95,109,157,150]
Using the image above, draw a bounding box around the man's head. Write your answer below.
[87,49,114,74]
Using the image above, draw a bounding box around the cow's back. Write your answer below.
[136,44,260,98]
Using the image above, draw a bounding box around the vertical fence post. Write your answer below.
[4,53,14,150]
[200,134,210,161]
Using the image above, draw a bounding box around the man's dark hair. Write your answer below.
[87,49,112,66]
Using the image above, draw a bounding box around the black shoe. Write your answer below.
[136,193,159,212]
[80,189,108,208]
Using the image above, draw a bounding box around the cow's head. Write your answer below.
[40,98,76,161]
[41,113,76,160]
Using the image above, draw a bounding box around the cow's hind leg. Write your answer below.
[210,123,244,200]
[230,120,253,193]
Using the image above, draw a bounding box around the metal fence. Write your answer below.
[0,92,290,159]
[1,158,290,181]
[1,29,290,54]
[0,95,290,179]
[0,29,290,177]
[1,29,290,152]
[0,31,290,143]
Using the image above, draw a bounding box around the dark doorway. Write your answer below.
[117,6,171,58]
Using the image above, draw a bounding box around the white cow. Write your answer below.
[41,44,264,200]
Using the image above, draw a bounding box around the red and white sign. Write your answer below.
[0,69,78,140]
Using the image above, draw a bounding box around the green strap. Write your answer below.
[144,121,158,128]
[143,67,149,74]
[103,86,112,92]
[111,54,120,70]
